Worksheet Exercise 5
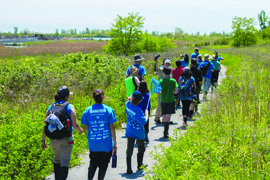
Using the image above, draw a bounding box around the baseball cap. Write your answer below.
[57,86,73,98]
[164,58,171,64]
[134,54,144,62]
[184,66,190,71]
[132,91,143,101]
[204,54,210,60]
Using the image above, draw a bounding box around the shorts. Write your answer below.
[161,102,175,115]
[202,77,211,92]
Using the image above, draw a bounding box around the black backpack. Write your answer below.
[200,62,210,76]
[44,102,71,139]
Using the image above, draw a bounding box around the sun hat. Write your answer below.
[204,54,210,61]
[132,91,143,101]
[57,86,73,98]
[134,54,144,62]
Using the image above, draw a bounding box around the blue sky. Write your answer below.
[0,0,269,34]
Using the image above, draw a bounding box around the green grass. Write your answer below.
[146,45,270,179]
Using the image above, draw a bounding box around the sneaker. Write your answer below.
[154,119,161,124]
[127,170,133,174]
[183,122,187,126]
[169,121,173,124]
[163,135,169,139]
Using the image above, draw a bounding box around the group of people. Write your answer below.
[41,48,223,180]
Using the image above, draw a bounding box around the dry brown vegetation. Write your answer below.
[0,41,107,57]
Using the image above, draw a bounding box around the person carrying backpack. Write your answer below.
[42,86,83,180]
[81,89,117,180]
[198,54,214,101]
[172,60,184,110]
[191,47,202,61]
[126,54,147,81]
[125,66,140,98]
[190,58,202,113]
[179,67,197,126]
[210,55,221,90]
[180,53,190,68]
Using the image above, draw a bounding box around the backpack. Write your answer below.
[200,62,210,76]
[44,102,71,139]
[179,77,193,97]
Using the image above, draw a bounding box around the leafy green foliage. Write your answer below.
[258,10,268,30]
[232,17,258,47]
[146,46,270,179]
[261,27,270,40]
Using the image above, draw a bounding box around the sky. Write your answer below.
[0,0,270,35]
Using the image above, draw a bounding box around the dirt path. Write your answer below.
[46,65,227,180]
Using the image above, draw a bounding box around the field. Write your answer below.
[0,39,270,179]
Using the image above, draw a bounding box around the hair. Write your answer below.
[163,67,171,75]
[184,53,189,63]
[137,80,149,95]
[128,66,139,76]
[180,54,185,59]
[131,98,141,106]
[181,69,193,79]
[191,58,197,65]
[93,89,104,104]
[175,60,182,67]
[194,47,199,52]
[198,55,202,61]
[54,94,64,102]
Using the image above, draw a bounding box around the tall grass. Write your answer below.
[146,45,270,179]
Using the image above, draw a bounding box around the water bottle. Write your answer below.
[112,151,117,168]
[67,136,74,144]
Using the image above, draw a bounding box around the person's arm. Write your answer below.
[110,124,117,153]
[219,65,221,70]
[154,60,159,75]
[70,105,83,135]
[145,110,149,120]
[85,125,89,131]
[134,76,140,86]
[174,88,178,94]
[41,110,49,150]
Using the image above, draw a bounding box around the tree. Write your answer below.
[175,27,184,40]
[258,10,268,30]
[13,27,18,34]
[231,17,258,47]
[104,12,145,56]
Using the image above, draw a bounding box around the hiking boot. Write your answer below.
[169,121,173,124]
[127,170,133,174]
[183,121,188,126]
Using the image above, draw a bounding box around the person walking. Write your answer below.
[190,47,202,61]
[179,67,197,126]
[125,91,148,174]
[180,53,190,68]
[198,54,214,101]
[172,60,184,110]
[81,89,117,180]
[190,58,202,113]
[154,57,172,124]
[159,68,178,138]
[137,80,151,143]
[210,55,221,91]
[125,66,140,98]
[126,54,147,81]
[42,86,83,180]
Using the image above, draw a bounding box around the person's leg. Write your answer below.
[155,94,162,123]
[98,151,112,180]
[126,137,135,174]
[164,114,171,138]
[50,139,61,180]
[144,119,149,143]
[137,139,146,170]
[188,100,193,119]
[88,151,98,180]
[59,137,73,180]
[181,100,189,125]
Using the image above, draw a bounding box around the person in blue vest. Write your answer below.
[125,91,148,174]
[198,54,214,101]
[81,89,117,180]
[126,54,147,81]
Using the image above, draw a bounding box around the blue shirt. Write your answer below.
[218,56,222,62]
[191,53,202,60]
[126,64,147,76]
[125,101,147,140]
[198,61,214,79]
[180,60,189,68]
[179,76,195,100]
[138,92,151,115]
[211,60,221,71]
[81,104,117,152]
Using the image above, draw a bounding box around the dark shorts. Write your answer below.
[161,102,175,115]
[89,151,112,169]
